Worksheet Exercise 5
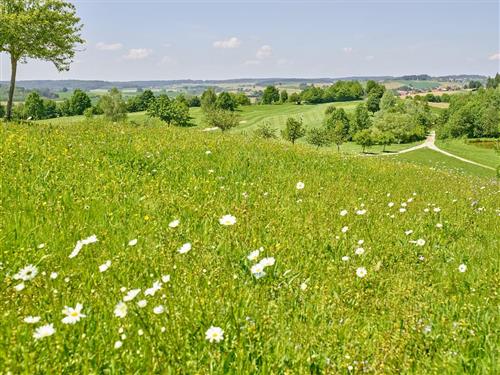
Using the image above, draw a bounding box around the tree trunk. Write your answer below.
[6,55,18,121]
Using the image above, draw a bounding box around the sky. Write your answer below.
[0,0,499,81]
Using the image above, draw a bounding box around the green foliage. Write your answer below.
[232,92,251,106]
[354,128,376,152]
[98,88,128,122]
[280,90,288,103]
[324,107,350,140]
[43,99,58,119]
[201,88,217,112]
[379,90,397,112]
[254,123,278,139]
[467,80,482,89]
[69,89,91,115]
[147,94,190,127]
[281,117,305,144]
[204,109,240,131]
[438,89,500,139]
[373,111,426,144]
[0,103,5,118]
[262,86,280,104]
[288,92,301,104]
[24,91,45,120]
[486,73,500,89]
[216,91,237,111]
[350,103,372,136]
[83,107,94,119]
[365,81,386,113]
[0,0,84,119]
[187,95,201,108]
[300,81,364,104]
[306,127,330,149]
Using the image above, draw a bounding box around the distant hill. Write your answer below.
[0,75,488,92]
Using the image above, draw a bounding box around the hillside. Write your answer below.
[1,121,498,373]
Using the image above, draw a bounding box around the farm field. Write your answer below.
[435,138,500,170]
[1,121,499,373]
[394,148,497,179]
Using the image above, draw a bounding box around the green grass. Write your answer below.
[435,138,500,170]
[1,120,499,373]
[394,148,498,179]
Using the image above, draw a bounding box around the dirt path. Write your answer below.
[380,132,496,171]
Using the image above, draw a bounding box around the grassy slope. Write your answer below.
[435,139,500,169]
[394,148,498,179]
[1,121,499,373]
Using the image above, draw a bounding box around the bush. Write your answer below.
[306,127,330,149]
[148,95,190,127]
[204,109,239,131]
[281,117,305,144]
[98,88,128,122]
[254,123,277,139]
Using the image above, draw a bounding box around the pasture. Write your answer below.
[1,121,498,373]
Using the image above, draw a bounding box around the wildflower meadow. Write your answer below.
[1,121,498,373]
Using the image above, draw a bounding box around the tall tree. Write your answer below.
[69,89,91,115]
[0,0,84,120]
[262,86,280,104]
[282,117,305,144]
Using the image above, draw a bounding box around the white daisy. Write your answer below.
[341,226,349,233]
[436,223,443,229]
[355,247,365,256]
[178,243,192,254]
[247,248,261,261]
[340,210,348,217]
[123,289,141,302]
[69,235,98,258]
[205,326,224,343]
[138,329,144,336]
[161,275,171,283]
[260,257,275,267]
[250,263,266,279]
[358,240,364,245]
[144,281,162,296]
[99,260,111,273]
[24,316,41,324]
[296,181,305,190]
[13,264,38,281]
[168,219,180,228]
[405,230,413,236]
[114,302,128,318]
[356,267,367,278]
[458,264,467,273]
[33,323,55,340]
[50,272,58,280]
[62,303,86,324]
[399,208,407,213]
[153,305,165,314]
[37,243,46,249]
[128,239,138,247]
[114,340,123,349]
[300,282,308,291]
[137,300,147,308]
[341,256,350,262]
[388,202,395,207]
[14,283,25,292]
[219,214,237,226]
[433,207,441,213]
[356,209,367,215]
[416,239,426,246]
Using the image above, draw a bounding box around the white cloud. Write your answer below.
[124,48,153,60]
[365,55,375,61]
[256,45,272,59]
[489,52,500,61]
[96,42,123,51]
[213,37,241,49]
[343,47,353,54]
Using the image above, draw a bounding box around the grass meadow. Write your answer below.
[1,121,499,373]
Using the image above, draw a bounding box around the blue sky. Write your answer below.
[1,0,499,81]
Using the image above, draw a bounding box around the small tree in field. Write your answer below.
[148,94,190,127]
[69,89,91,115]
[254,123,278,139]
[99,88,127,122]
[205,109,239,132]
[307,128,330,149]
[1,0,84,120]
[282,117,305,144]
[24,91,45,120]
[354,128,375,153]
[327,120,349,152]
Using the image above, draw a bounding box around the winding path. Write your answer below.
[380,132,496,171]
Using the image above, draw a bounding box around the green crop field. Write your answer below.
[1,121,498,373]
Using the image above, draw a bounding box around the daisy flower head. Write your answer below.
[14,283,25,292]
[33,324,56,340]
[388,202,395,207]
[405,230,413,236]
[62,303,86,324]
[355,247,365,256]
[300,282,308,291]
[13,264,38,281]
[458,264,467,273]
[123,289,141,302]
[161,274,171,283]
[296,181,305,190]
[356,267,367,278]
[250,263,266,279]
[341,256,350,262]
[205,326,224,343]
[114,302,128,318]
[356,209,367,215]
[145,281,162,296]
[37,243,45,249]
[24,316,41,324]
[137,300,147,308]
[114,340,123,349]
[69,235,98,258]
[178,242,192,254]
[128,239,138,247]
[99,260,111,273]
[416,239,426,247]
[219,214,237,226]
[433,207,441,213]
[340,210,348,217]
[50,272,58,280]
[247,248,261,261]
[169,219,180,228]
[341,226,349,234]
[260,257,275,267]
[153,305,165,315]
